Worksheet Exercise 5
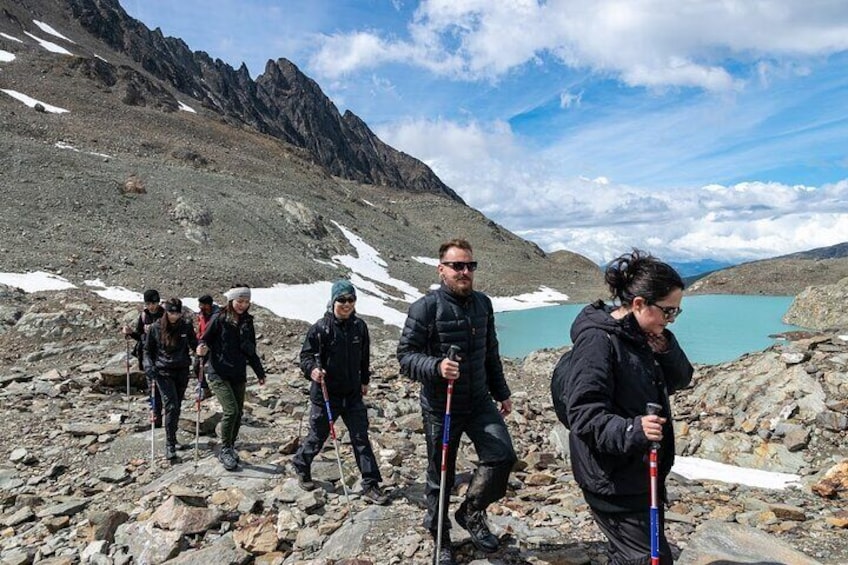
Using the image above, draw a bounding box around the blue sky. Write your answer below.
[123,1,848,266]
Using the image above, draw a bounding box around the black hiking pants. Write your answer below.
[293,394,382,487]
[590,506,673,565]
[153,368,190,446]
[422,398,516,536]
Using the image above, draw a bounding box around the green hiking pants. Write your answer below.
[207,376,246,447]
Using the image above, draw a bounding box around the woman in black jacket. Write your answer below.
[143,297,197,460]
[196,285,266,471]
[564,250,693,565]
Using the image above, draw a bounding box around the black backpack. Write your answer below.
[550,348,574,428]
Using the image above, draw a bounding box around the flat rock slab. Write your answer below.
[317,505,391,560]
[677,521,822,565]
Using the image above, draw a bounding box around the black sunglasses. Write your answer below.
[440,261,478,272]
[336,296,356,304]
[650,303,683,320]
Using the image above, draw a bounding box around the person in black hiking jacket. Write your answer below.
[292,280,388,505]
[121,288,164,427]
[196,285,266,472]
[562,249,693,565]
[143,297,198,460]
[397,239,516,565]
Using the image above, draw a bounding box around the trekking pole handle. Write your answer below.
[646,402,662,449]
[447,345,461,362]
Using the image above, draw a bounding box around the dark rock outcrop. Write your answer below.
[61,0,462,201]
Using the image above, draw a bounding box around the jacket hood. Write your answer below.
[570,300,647,346]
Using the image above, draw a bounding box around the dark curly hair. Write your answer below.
[604,249,684,306]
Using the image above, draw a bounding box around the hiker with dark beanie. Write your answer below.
[122,289,164,426]
[293,279,388,505]
[143,297,197,460]
[196,284,266,471]
[563,249,693,564]
[397,238,517,565]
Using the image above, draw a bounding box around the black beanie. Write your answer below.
[143,289,160,303]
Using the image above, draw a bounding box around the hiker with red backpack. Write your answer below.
[193,294,218,398]
[121,289,164,427]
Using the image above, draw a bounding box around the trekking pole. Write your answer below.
[315,341,354,522]
[150,378,157,463]
[194,359,204,469]
[646,402,663,565]
[124,337,132,416]
[435,345,461,565]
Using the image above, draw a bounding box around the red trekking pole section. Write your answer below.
[435,345,461,564]
[646,402,663,565]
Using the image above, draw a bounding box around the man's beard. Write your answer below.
[446,277,473,296]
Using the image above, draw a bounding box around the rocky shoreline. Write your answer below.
[0,286,846,564]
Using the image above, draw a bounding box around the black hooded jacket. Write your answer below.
[300,311,370,403]
[143,318,198,377]
[200,310,265,384]
[565,301,693,512]
[396,283,510,415]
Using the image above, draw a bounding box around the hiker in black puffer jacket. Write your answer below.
[397,238,516,565]
[143,297,198,460]
[196,285,266,472]
[563,250,693,565]
[292,280,387,505]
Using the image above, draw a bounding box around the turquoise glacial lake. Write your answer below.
[495,295,801,365]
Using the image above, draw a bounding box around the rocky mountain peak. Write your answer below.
[57,0,461,200]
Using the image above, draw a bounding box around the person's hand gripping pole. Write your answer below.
[435,344,461,564]
[646,402,663,565]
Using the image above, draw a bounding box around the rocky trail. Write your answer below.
[0,286,846,564]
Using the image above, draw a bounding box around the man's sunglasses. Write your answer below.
[336,296,356,304]
[440,261,478,272]
[650,303,683,320]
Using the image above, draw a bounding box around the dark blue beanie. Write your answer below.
[330,280,356,303]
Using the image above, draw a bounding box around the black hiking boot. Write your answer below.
[218,446,238,471]
[361,483,389,505]
[165,443,177,460]
[456,500,499,552]
[294,466,315,491]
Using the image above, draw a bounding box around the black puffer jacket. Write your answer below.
[143,318,197,377]
[300,312,370,403]
[397,283,510,414]
[565,301,692,511]
[200,310,266,384]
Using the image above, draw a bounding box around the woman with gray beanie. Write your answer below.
[196,284,266,471]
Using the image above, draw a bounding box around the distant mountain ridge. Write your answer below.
[687,241,848,295]
[60,0,462,202]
